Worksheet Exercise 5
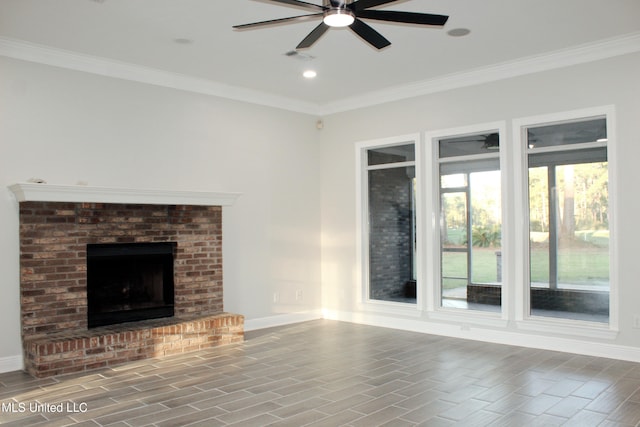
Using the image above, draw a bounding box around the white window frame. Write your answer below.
[355,134,423,315]
[424,123,509,328]
[512,106,618,339]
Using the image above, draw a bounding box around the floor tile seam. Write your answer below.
[351,399,411,416]
[190,375,253,390]
[467,405,519,421]
[159,389,232,408]
[89,402,166,425]
[215,392,285,413]
[466,396,529,416]
[473,389,520,404]
[242,378,304,394]
[435,390,489,405]
[136,392,182,407]
[154,364,218,379]
[602,397,640,424]
[66,414,100,426]
[19,387,99,405]
[393,396,446,412]
[512,388,555,399]
[296,409,357,427]
[17,381,87,397]
[127,380,173,393]
[79,381,142,391]
[311,393,376,416]
[143,382,186,396]
[395,378,446,392]
[360,384,415,399]
[316,399,373,416]
[379,391,419,408]
[431,397,492,419]
[107,403,195,427]
[346,403,413,425]
[202,403,233,416]
[186,414,232,427]
[320,381,375,394]
[537,389,590,400]
[267,394,335,417]
[318,390,377,404]
[265,405,332,425]
[271,386,331,400]
[264,379,324,396]
[189,391,257,410]
[360,369,409,382]
[170,377,228,390]
[513,407,572,422]
[575,387,634,412]
[214,401,285,425]
[58,400,148,418]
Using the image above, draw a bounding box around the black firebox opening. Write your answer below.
[87,242,176,328]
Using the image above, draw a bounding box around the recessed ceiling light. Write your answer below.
[447,28,471,37]
[173,38,194,45]
[303,70,317,79]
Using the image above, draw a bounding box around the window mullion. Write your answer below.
[466,174,472,287]
[548,166,558,290]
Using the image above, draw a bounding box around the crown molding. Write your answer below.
[0,37,322,116]
[1,32,639,116]
[320,32,640,115]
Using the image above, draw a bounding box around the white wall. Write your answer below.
[319,53,640,356]
[2,50,639,372]
[0,57,322,369]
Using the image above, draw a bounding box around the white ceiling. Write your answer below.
[1,0,639,114]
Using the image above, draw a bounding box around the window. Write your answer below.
[356,108,615,334]
[361,141,418,304]
[437,132,502,312]
[525,117,610,323]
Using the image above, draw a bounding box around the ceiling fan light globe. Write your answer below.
[323,9,355,27]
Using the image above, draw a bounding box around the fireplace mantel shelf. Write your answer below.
[9,183,240,206]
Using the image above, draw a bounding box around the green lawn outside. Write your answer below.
[442,230,609,289]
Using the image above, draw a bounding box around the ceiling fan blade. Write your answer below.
[296,22,330,49]
[357,10,449,26]
[233,13,323,29]
[349,0,398,12]
[349,18,391,50]
[266,0,325,11]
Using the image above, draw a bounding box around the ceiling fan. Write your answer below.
[233,0,449,50]
[440,133,500,156]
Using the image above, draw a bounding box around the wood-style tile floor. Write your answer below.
[2,319,640,426]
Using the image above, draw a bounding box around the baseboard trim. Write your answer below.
[5,310,637,373]
[244,311,323,332]
[0,355,24,374]
[323,310,640,363]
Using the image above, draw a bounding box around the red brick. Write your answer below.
[19,201,240,377]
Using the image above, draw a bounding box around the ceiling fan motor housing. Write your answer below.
[324,0,351,7]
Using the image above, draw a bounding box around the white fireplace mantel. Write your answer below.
[9,183,241,206]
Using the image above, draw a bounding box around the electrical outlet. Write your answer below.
[633,315,640,329]
[295,290,303,302]
[273,292,280,303]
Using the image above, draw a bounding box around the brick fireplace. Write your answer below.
[10,184,243,377]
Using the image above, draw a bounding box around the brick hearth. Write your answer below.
[17,200,243,377]
[23,313,243,377]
